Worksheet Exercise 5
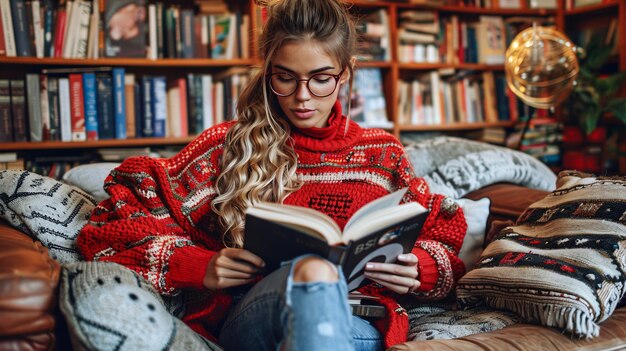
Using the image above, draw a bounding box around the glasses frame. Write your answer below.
[268,68,346,98]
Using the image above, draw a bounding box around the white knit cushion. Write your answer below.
[456,171,626,338]
[62,162,120,202]
[404,136,556,199]
[0,170,96,263]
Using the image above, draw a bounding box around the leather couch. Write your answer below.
[1,183,625,351]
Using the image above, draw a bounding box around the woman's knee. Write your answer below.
[292,256,339,283]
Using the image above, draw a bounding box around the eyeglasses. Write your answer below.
[269,68,345,97]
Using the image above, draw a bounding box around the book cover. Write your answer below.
[104,0,147,57]
[112,67,126,139]
[0,0,16,57]
[140,75,154,137]
[244,188,429,291]
[58,77,72,142]
[68,73,86,141]
[0,79,12,142]
[96,73,114,139]
[10,0,31,57]
[47,76,60,141]
[83,72,99,140]
[151,76,167,137]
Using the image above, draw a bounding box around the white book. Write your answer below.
[87,0,99,58]
[72,0,92,58]
[147,4,157,60]
[39,75,50,139]
[58,78,72,142]
[0,152,17,162]
[62,1,76,58]
[0,0,16,57]
[201,75,213,130]
[32,0,44,58]
[430,71,443,125]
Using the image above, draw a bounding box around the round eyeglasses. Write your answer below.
[269,68,345,98]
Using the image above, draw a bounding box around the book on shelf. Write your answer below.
[104,0,147,58]
[342,68,391,129]
[243,188,429,291]
[0,79,11,142]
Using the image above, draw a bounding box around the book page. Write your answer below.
[343,201,426,242]
[344,188,408,232]
[246,203,343,244]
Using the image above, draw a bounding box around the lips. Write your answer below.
[292,108,315,119]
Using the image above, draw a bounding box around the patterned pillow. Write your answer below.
[404,136,556,199]
[0,170,97,263]
[59,261,222,350]
[456,171,626,338]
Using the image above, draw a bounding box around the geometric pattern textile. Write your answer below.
[407,301,520,341]
[0,170,96,263]
[456,171,626,338]
[59,261,223,351]
[404,136,557,199]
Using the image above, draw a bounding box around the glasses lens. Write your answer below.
[308,74,337,97]
[270,73,297,96]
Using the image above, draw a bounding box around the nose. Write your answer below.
[294,80,311,101]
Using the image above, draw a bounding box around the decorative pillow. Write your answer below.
[0,170,97,263]
[404,136,557,199]
[407,301,520,341]
[62,162,120,202]
[456,171,626,338]
[456,197,491,271]
[59,261,223,351]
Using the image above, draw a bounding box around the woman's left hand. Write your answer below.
[363,253,420,294]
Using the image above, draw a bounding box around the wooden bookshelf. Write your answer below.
[0,137,197,151]
[0,57,257,67]
[398,121,516,132]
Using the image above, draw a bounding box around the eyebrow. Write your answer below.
[273,65,335,75]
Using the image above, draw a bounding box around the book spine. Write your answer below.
[39,74,50,140]
[0,79,12,142]
[155,2,164,58]
[57,77,72,142]
[10,0,32,57]
[180,9,194,59]
[177,77,188,137]
[164,6,176,58]
[151,76,167,137]
[133,81,142,137]
[141,76,154,137]
[83,72,99,140]
[25,74,42,141]
[0,0,15,57]
[68,73,86,141]
[42,0,54,58]
[112,67,126,139]
[52,6,66,58]
[73,0,91,58]
[201,74,213,130]
[9,80,27,141]
[124,74,136,138]
[31,0,43,58]
[96,73,114,139]
[47,76,60,140]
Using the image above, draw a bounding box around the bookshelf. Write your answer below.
[4,0,620,176]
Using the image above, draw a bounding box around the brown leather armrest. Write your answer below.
[464,183,549,224]
[0,221,61,350]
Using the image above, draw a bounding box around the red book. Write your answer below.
[53,8,66,58]
[68,73,86,141]
[177,78,188,137]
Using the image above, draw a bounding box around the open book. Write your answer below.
[243,188,429,291]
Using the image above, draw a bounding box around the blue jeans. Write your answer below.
[219,255,383,351]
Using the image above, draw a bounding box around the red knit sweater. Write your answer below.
[77,102,467,348]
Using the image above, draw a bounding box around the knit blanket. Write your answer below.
[404,136,557,199]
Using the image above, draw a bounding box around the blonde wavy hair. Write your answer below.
[212,0,357,247]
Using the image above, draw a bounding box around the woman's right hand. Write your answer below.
[203,248,265,290]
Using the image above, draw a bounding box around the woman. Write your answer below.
[78,0,467,350]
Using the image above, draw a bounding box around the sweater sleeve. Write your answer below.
[396,148,467,301]
[77,124,233,295]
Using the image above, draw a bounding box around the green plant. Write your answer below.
[567,35,626,134]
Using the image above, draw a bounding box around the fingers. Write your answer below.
[364,253,420,294]
[222,248,266,269]
[364,272,421,294]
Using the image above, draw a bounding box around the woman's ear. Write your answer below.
[340,57,357,84]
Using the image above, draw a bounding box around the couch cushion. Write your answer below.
[390,306,626,351]
[404,136,556,199]
[464,183,549,225]
[456,171,626,338]
[0,221,61,351]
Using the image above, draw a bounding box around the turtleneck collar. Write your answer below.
[291,100,362,152]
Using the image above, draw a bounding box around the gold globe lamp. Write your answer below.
[505,24,580,109]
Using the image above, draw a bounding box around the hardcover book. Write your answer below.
[244,188,429,291]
